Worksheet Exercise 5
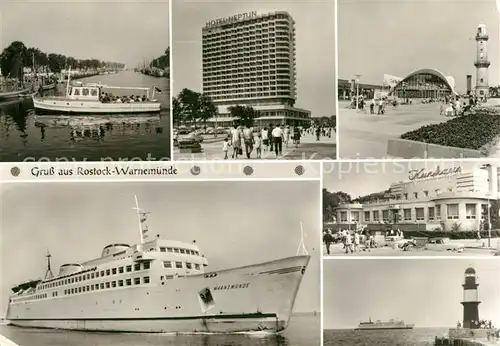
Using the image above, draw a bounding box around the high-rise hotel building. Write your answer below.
[202,11,311,127]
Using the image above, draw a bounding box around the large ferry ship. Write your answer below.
[5,198,310,333]
[354,318,414,330]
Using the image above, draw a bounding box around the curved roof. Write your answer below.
[465,267,476,274]
[391,68,458,95]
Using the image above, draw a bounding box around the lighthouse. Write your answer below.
[474,24,490,100]
[460,267,481,329]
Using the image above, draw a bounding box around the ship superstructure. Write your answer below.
[6,197,310,333]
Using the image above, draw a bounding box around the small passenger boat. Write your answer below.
[32,71,161,115]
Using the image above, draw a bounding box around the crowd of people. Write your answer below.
[100,93,149,103]
[222,124,334,159]
[323,228,416,255]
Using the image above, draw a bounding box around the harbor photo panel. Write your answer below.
[0,0,171,162]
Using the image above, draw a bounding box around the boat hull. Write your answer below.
[0,89,31,100]
[7,256,309,333]
[32,97,161,115]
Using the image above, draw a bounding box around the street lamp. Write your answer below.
[480,164,493,247]
[355,74,361,111]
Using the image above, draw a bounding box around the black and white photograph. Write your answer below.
[323,259,500,346]
[172,0,336,161]
[0,1,170,162]
[323,160,500,257]
[0,179,321,346]
[337,0,499,159]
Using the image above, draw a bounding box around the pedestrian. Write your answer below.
[345,232,353,254]
[254,133,262,159]
[267,124,274,152]
[323,229,334,255]
[271,124,284,157]
[230,126,242,159]
[354,231,360,252]
[222,137,230,160]
[242,125,254,159]
[261,127,269,153]
[284,125,290,148]
[293,127,301,148]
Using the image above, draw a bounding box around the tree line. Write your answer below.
[150,47,169,70]
[172,88,261,128]
[1,41,125,79]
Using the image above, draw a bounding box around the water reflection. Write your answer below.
[0,71,170,161]
[196,333,290,346]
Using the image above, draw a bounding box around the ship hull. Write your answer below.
[354,326,414,331]
[7,256,309,333]
[32,97,161,115]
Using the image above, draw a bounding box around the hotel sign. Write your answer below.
[205,11,258,28]
[408,166,461,181]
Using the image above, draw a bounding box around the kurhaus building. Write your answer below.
[201,11,311,127]
[335,164,499,232]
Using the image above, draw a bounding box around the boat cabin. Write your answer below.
[67,85,100,101]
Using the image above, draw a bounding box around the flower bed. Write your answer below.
[400,107,500,150]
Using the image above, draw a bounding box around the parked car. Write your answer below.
[426,237,464,252]
[179,132,204,143]
[384,236,406,248]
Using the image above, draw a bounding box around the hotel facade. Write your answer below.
[201,11,311,127]
[334,164,499,232]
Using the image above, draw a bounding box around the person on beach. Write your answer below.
[222,138,231,160]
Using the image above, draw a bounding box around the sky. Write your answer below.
[0,0,170,68]
[172,0,336,118]
[0,181,321,315]
[338,0,499,92]
[323,160,493,198]
[323,259,500,329]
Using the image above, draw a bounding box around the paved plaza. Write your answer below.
[338,101,448,159]
[323,238,499,257]
[174,131,336,160]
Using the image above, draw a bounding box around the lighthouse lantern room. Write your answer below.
[460,267,481,329]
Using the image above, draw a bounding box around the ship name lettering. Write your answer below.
[213,283,250,291]
[31,166,55,177]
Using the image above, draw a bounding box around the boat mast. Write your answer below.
[44,251,54,280]
[133,195,150,245]
[296,221,308,256]
[65,67,71,97]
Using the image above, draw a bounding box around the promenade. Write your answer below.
[174,131,336,160]
[324,238,499,257]
[338,101,447,159]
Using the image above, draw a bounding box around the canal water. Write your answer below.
[0,71,170,162]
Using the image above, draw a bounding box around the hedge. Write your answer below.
[400,107,500,150]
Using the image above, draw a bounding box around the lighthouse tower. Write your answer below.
[460,267,481,329]
[474,24,490,99]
